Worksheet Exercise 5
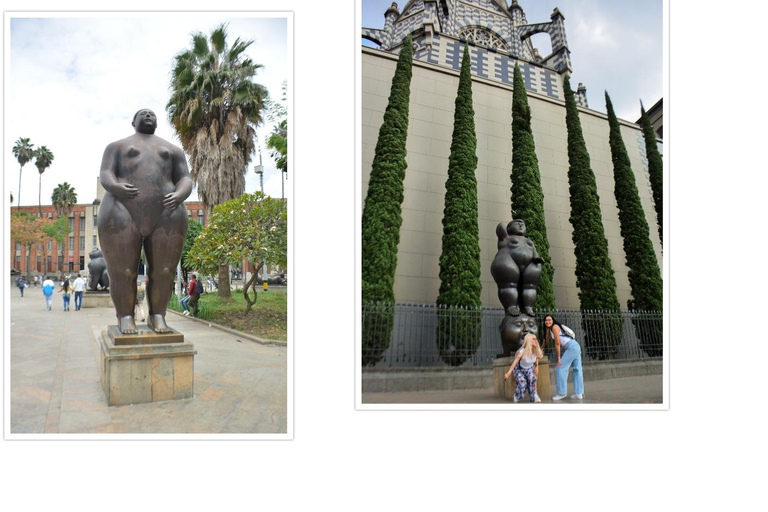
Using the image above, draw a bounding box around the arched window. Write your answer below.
[458,26,508,52]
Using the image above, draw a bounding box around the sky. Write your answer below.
[362,0,663,122]
[5,13,290,209]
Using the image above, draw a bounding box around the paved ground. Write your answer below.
[362,374,663,404]
[9,290,288,434]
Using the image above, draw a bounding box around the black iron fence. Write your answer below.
[362,302,663,368]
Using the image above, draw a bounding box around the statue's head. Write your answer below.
[89,247,103,259]
[507,219,526,236]
[499,313,538,355]
[132,108,157,134]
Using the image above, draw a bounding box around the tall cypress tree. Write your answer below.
[606,92,663,356]
[435,45,482,366]
[639,103,664,245]
[510,62,556,311]
[563,75,621,359]
[361,34,413,366]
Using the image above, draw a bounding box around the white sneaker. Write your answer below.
[571,394,584,399]
[513,396,519,403]
[552,394,566,401]
[183,310,189,315]
[534,393,541,403]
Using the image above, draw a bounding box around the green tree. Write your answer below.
[639,103,663,245]
[42,217,69,276]
[510,63,556,311]
[180,218,204,282]
[33,146,54,218]
[361,34,413,366]
[189,193,286,314]
[266,80,288,186]
[606,92,663,356]
[167,23,269,298]
[12,137,35,212]
[51,182,77,274]
[562,76,621,359]
[11,211,46,276]
[435,45,482,366]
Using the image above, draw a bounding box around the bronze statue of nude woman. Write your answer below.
[98,109,192,334]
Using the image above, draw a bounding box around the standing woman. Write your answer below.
[543,315,584,401]
[60,277,72,311]
[503,333,543,402]
[135,279,147,322]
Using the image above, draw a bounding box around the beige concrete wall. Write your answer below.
[361,50,662,310]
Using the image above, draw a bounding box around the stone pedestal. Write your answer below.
[82,291,113,308]
[494,356,550,402]
[98,326,196,406]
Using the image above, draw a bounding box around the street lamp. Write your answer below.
[254,148,264,195]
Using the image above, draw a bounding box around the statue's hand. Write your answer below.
[112,183,139,199]
[163,191,182,210]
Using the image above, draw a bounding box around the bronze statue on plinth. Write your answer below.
[97,108,192,334]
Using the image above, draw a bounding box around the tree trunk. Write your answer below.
[242,263,262,314]
[217,262,231,299]
[38,174,42,218]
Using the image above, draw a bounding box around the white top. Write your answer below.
[72,277,86,292]
[516,350,538,369]
[552,327,570,347]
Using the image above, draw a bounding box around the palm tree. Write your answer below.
[33,146,54,218]
[52,182,77,273]
[12,137,35,211]
[167,23,268,298]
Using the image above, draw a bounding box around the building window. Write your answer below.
[48,256,52,270]
[69,236,74,251]
[69,218,75,231]
[198,209,204,217]
[16,242,20,252]
[48,240,52,252]
[80,236,85,251]
[79,256,85,271]
[93,215,98,227]
[80,217,85,231]
[37,243,42,251]
[93,235,97,248]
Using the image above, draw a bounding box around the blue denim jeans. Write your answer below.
[44,294,52,309]
[63,293,71,310]
[74,291,83,310]
[556,340,584,396]
[180,295,190,312]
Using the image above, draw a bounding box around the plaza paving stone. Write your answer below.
[9,290,287,434]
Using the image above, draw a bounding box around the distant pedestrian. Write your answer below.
[504,333,543,403]
[135,279,146,322]
[33,275,39,287]
[544,314,584,401]
[16,275,27,297]
[180,279,191,315]
[188,274,202,317]
[72,273,86,311]
[60,277,72,311]
[42,276,55,310]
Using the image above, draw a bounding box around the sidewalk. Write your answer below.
[362,373,663,404]
[8,291,287,434]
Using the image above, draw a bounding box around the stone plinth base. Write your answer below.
[98,326,196,406]
[82,292,113,308]
[494,357,550,401]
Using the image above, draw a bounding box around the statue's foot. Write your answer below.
[523,307,535,316]
[148,314,172,333]
[118,315,138,334]
[506,306,521,316]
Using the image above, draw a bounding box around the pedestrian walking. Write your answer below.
[543,315,585,401]
[16,275,27,297]
[60,277,72,311]
[72,273,86,311]
[33,275,39,287]
[42,276,55,310]
[503,333,543,403]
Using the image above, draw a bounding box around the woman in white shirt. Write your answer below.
[544,315,584,401]
[503,333,543,403]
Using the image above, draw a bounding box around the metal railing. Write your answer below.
[362,302,663,368]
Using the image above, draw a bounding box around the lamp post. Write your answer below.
[254,148,264,195]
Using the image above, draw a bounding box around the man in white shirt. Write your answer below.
[72,273,87,311]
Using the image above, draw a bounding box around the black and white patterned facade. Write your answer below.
[363,0,589,107]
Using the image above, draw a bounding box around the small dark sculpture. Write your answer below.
[490,219,544,317]
[499,313,538,356]
[87,247,110,291]
[491,219,545,356]
[97,108,192,334]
